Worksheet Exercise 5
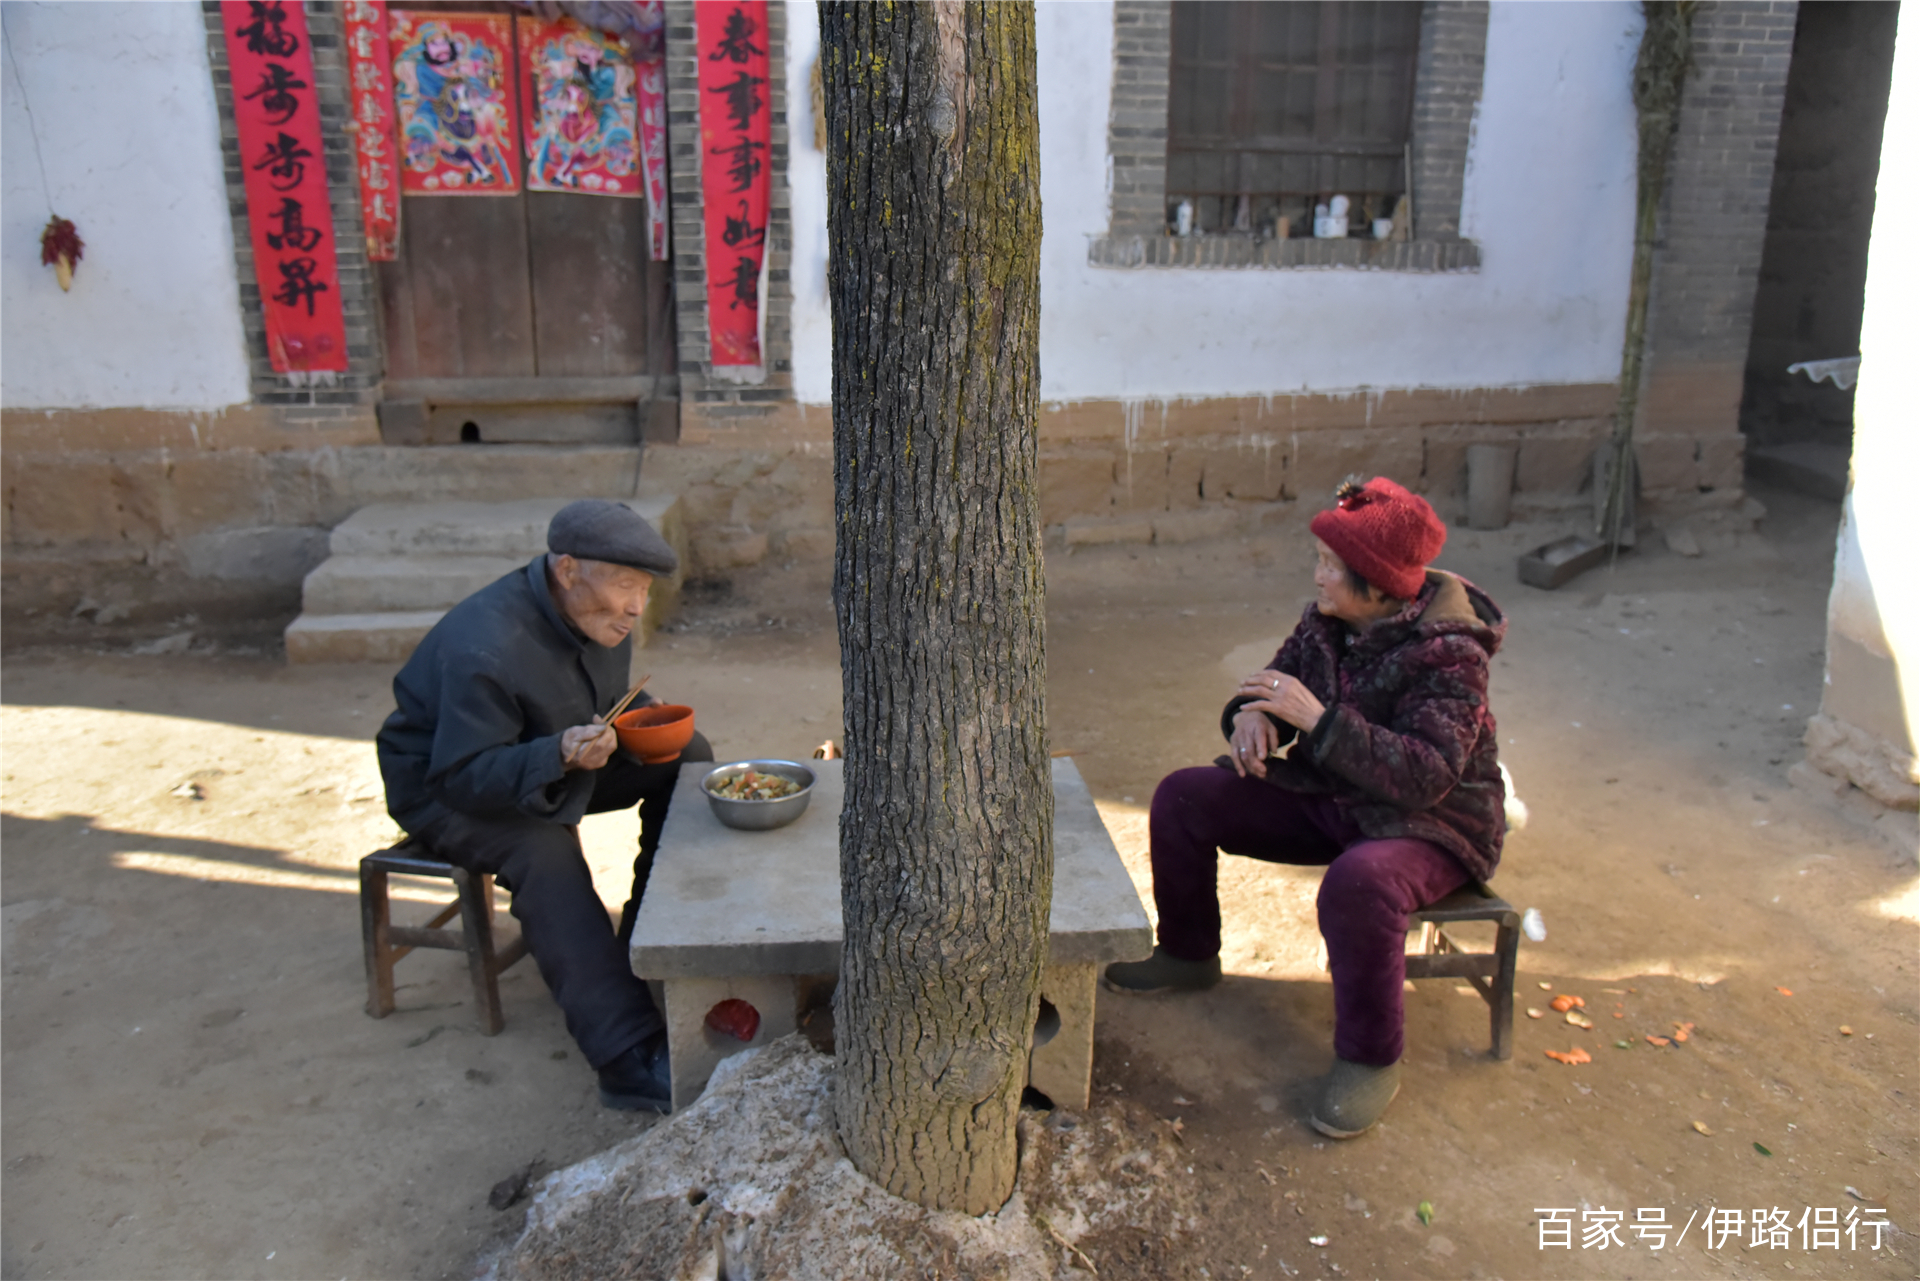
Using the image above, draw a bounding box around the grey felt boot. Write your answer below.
[1102,946,1222,994]
[1311,1057,1401,1138]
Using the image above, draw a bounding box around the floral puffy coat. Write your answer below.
[1218,570,1508,882]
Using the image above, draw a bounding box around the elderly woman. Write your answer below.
[1104,476,1508,1138]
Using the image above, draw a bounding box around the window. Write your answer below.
[1165,1,1420,240]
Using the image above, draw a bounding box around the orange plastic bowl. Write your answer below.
[613,704,695,764]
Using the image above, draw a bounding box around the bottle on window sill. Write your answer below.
[1313,197,1350,240]
[1174,199,1194,238]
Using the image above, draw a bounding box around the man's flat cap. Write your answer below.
[547,500,679,576]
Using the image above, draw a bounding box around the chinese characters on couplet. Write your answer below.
[341,0,399,258]
[1536,1206,1892,1253]
[696,1,771,368]
[222,0,348,374]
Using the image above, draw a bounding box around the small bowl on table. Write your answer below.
[613,704,695,764]
[702,760,816,831]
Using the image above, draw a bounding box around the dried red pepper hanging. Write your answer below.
[40,216,82,292]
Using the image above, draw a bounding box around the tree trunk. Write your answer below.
[818,1,1050,1216]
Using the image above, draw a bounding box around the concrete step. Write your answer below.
[286,493,687,665]
[330,495,677,557]
[302,554,526,615]
[284,610,446,664]
[1746,442,1849,502]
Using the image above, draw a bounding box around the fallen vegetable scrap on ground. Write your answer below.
[1544,1047,1592,1065]
[1776,986,1794,996]
[1692,1121,1714,1136]
[1645,1034,1672,1046]
[1672,1021,1695,1042]
[1549,994,1585,1012]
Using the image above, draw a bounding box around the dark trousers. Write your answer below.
[415,733,713,1067]
[1149,765,1467,1066]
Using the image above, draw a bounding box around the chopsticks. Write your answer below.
[601,673,652,726]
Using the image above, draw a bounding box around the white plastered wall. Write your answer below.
[1,1,250,410]
[1812,2,1920,813]
[784,0,1642,407]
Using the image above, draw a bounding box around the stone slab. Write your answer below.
[630,757,1151,980]
[329,495,680,558]
[301,554,526,614]
[284,611,444,664]
[1746,442,1850,502]
[286,494,686,665]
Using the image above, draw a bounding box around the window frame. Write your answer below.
[1098,0,1486,272]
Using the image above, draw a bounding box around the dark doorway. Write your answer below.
[1739,1,1899,499]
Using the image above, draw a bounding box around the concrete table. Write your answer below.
[630,757,1152,1111]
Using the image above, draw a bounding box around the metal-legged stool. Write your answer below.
[1406,881,1520,1059]
[361,839,529,1035]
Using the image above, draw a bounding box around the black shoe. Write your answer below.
[1102,946,1222,994]
[596,1033,671,1112]
[1311,1057,1401,1139]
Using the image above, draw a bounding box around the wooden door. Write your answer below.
[378,192,673,381]
[374,6,675,443]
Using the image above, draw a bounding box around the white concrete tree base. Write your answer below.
[486,1036,1198,1281]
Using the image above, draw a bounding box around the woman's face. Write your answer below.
[1313,539,1383,627]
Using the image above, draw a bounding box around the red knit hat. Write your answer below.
[1308,476,1446,600]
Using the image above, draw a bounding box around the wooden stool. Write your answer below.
[361,840,529,1035]
[1406,881,1520,1060]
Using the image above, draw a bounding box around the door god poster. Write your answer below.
[516,17,640,196]
[390,11,521,194]
[696,0,771,369]
[221,0,349,374]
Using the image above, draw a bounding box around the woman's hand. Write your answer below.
[1229,709,1279,779]
[1236,670,1327,733]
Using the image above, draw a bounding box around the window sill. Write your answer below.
[1088,234,1482,272]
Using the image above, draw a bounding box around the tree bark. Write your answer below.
[818,1,1050,1216]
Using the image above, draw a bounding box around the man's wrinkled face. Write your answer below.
[550,555,652,648]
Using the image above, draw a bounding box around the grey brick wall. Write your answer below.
[1411,1,1487,242]
[1099,0,1484,271]
[665,0,795,416]
[202,0,382,416]
[1107,0,1170,240]
[1648,1,1796,366]
[1641,1,1796,434]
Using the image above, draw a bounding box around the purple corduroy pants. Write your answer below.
[1149,765,1468,1066]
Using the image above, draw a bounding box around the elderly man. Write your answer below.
[376,499,713,1111]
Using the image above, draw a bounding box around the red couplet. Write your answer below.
[343,0,400,260]
[638,59,670,260]
[222,0,349,373]
[695,0,772,369]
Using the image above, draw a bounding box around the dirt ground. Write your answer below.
[3,476,1914,1281]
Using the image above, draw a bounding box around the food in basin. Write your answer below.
[702,760,816,830]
